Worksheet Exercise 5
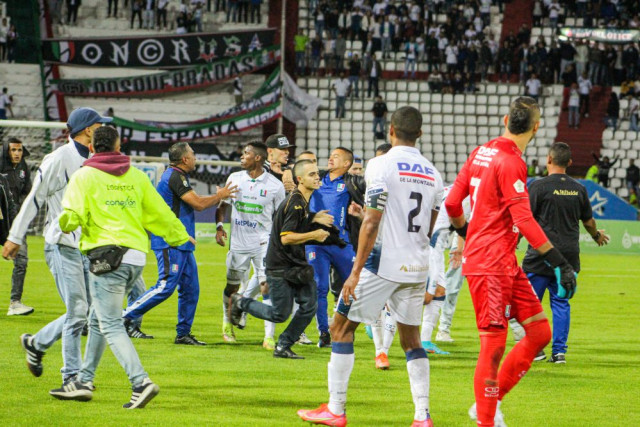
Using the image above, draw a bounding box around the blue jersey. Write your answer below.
[309,173,351,243]
[150,166,195,252]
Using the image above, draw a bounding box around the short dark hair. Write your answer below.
[507,96,540,135]
[390,106,422,142]
[92,126,120,153]
[246,140,268,163]
[549,142,572,167]
[293,159,314,179]
[8,137,22,145]
[375,143,392,154]
[169,142,191,165]
[335,146,354,166]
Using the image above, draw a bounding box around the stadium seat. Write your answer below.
[434,153,445,162]
[431,93,442,104]
[454,115,465,125]
[465,104,476,114]
[485,85,497,95]
[443,115,454,125]
[443,104,453,114]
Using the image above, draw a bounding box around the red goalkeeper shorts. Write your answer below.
[467,268,544,330]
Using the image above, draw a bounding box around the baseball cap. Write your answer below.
[265,134,295,149]
[67,107,113,136]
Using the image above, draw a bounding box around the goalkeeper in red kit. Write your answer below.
[445,97,577,427]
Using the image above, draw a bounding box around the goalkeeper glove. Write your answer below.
[542,247,577,299]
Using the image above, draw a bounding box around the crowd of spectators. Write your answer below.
[49,0,262,33]
[298,0,505,86]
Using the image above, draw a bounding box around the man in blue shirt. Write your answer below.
[306,147,365,348]
[122,142,237,345]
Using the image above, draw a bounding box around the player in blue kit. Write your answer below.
[122,142,237,345]
[306,147,365,348]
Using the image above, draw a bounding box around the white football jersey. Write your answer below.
[364,146,444,283]
[433,185,472,233]
[225,170,285,252]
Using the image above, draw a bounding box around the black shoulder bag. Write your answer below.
[87,245,129,275]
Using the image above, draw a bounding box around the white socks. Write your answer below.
[328,343,355,415]
[421,299,443,342]
[407,354,430,421]
[381,309,397,355]
[372,310,385,356]
[263,296,275,339]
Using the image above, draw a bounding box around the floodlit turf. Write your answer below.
[1,236,639,426]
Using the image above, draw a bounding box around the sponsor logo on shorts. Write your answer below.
[505,304,511,318]
[171,264,179,273]
[399,264,428,272]
[308,252,316,261]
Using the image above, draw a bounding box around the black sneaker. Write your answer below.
[228,293,244,327]
[174,334,206,346]
[548,353,566,364]
[533,350,546,361]
[20,333,45,377]
[124,319,154,339]
[273,345,304,359]
[49,378,93,401]
[318,331,332,348]
[123,378,159,409]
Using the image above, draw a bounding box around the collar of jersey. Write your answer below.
[246,169,267,181]
[389,145,420,154]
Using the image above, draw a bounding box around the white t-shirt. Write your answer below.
[526,78,541,96]
[578,76,592,95]
[373,1,387,16]
[332,78,351,96]
[568,88,580,107]
[480,0,491,13]
[630,98,639,115]
[363,146,444,283]
[0,93,11,109]
[445,45,458,64]
[224,170,285,252]
[548,2,560,19]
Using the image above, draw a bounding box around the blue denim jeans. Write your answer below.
[34,244,90,380]
[79,264,147,387]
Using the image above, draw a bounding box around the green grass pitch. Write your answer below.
[0,236,639,426]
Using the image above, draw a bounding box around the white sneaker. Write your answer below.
[435,330,454,342]
[8,301,34,316]
[469,401,507,427]
[296,332,313,345]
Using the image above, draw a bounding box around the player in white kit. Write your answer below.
[217,141,285,348]
[298,106,444,427]
[421,185,470,352]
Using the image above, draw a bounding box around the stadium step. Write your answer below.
[554,85,611,175]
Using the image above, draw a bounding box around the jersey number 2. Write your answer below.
[407,192,422,233]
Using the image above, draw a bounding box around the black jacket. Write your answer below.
[319,170,365,252]
[0,141,31,206]
[0,173,18,245]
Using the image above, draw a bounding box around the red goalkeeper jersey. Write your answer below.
[445,137,547,276]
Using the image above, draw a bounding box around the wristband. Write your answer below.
[592,231,601,242]
[542,247,565,268]
[449,222,468,238]
[216,222,224,230]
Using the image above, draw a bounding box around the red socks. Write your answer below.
[498,319,551,400]
[474,330,507,426]
[473,319,551,426]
